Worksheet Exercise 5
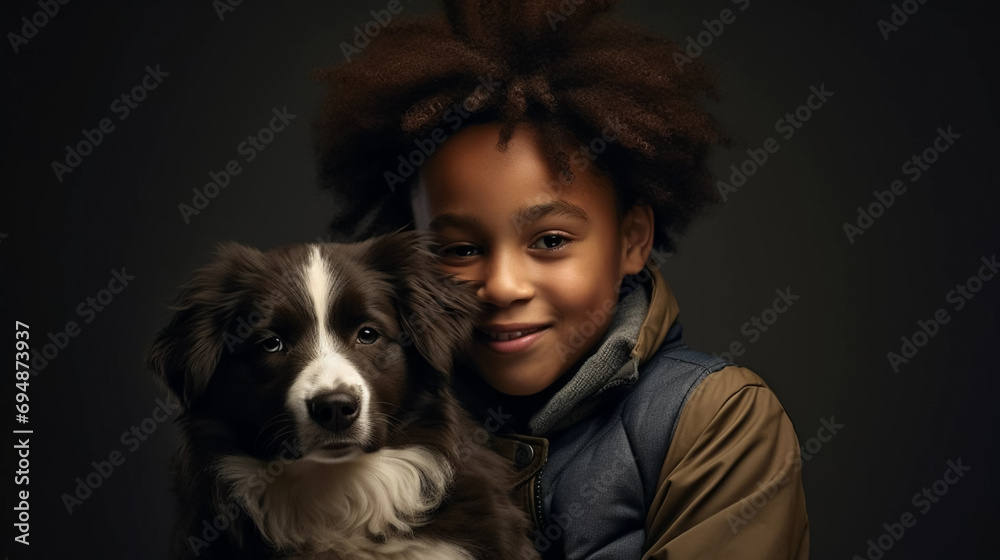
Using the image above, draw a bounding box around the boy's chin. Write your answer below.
[472,356,565,397]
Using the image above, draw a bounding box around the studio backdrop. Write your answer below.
[3,0,997,558]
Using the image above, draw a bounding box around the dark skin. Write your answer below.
[412,121,655,396]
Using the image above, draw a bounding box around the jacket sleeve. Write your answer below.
[641,366,809,559]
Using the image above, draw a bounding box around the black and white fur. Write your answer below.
[146,232,537,560]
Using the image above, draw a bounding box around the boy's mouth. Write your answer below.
[478,323,546,339]
[476,323,549,353]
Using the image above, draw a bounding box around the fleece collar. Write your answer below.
[528,263,680,436]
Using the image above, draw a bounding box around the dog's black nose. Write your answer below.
[307,390,361,432]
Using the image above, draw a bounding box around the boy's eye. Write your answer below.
[531,234,566,250]
[442,244,481,258]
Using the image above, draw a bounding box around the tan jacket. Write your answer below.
[491,267,810,558]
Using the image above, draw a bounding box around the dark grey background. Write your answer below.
[3,0,997,558]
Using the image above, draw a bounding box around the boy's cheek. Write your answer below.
[580,297,619,333]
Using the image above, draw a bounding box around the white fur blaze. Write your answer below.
[287,245,372,449]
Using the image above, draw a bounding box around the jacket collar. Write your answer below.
[633,263,680,364]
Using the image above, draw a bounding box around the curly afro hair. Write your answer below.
[311,0,729,252]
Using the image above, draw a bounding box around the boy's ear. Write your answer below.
[620,204,655,275]
[363,230,481,374]
[145,242,264,408]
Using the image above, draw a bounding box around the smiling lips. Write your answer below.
[478,324,549,353]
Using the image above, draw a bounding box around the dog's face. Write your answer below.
[146,231,479,462]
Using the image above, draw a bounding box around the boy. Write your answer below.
[312,1,809,558]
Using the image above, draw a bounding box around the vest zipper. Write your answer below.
[533,463,545,531]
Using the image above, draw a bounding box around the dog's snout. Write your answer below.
[307,390,361,432]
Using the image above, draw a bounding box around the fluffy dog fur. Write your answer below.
[146,231,537,559]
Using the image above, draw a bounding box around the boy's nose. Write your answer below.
[477,253,533,307]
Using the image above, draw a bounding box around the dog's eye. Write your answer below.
[259,336,284,353]
[356,327,380,345]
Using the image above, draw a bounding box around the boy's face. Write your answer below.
[412,122,651,396]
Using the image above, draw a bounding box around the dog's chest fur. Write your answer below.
[218,446,473,559]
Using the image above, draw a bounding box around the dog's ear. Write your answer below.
[145,242,265,408]
[363,230,481,374]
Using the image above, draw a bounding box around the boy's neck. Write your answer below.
[454,362,576,435]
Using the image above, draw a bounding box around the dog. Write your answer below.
[146,231,538,560]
